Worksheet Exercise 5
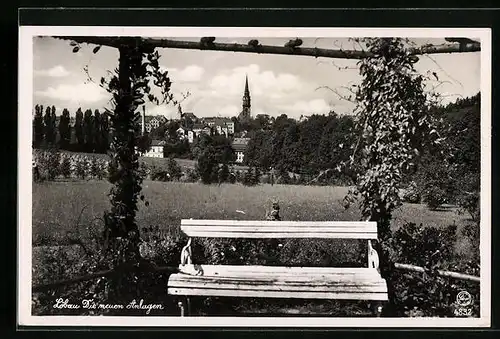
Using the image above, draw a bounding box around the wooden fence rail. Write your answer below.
[55,36,481,60]
[393,263,480,283]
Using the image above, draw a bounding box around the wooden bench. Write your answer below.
[167,219,388,316]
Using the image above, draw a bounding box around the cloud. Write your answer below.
[35,83,108,103]
[278,99,332,118]
[164,65,205,83]
[35,65,70,77]
[208,64,310,100]
[216,105,240,117]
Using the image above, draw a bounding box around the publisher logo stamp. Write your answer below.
[454,290,473,316]
[456,291,472,307]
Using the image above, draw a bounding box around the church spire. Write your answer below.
[239,74,251,121]
[244,74,250,96]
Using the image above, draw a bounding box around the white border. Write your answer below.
[18,26,492,328]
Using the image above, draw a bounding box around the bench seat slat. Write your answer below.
[179,265,381,276]
[168,288,388,301]
[168,270,388,300]
[181,220,378,239]
[182,220,377,227]
[183,232,377,239]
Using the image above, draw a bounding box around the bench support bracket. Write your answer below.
[368,240,380,271]
[180,238,192,265]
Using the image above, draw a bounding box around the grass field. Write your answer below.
[32,179,475,258]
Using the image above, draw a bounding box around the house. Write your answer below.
[177,126,188,139]
[232,137,250,163]
[202,117,235,136]
[141,139,165,158]
[193,123,212,138]
[145,115,167,133]
[176,126,196,144]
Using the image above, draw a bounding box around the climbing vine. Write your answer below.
[341,38,444,311]
[70,38,186,247]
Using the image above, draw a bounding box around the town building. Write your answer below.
[140,139,165,158]
[232,137,250,163]
[192,123,212,138]
[202,117,235,136]
[144,115,168,133]
[176,126,196,144]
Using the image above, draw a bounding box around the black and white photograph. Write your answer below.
[18,26,491,327]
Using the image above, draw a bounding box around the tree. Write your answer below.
[50,106,57,146]
[100,112,110,153]
[83,109,94,152]
[58,108,71,150]
[93,109,102,153]
[43,106,53,146]
[33,105,44,148]
[244,130,272,169]
[75,108,84,151]
[196,146,217,184]
[166,157,183,180]
[212,134,236,164]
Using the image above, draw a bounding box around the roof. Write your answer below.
[233,144,247,152]
[182,112,197,119]
[232,137,250,152]
[233,137,250,144]
[193,123,209,129]
[150,140,166,146]
[145,115,167,123]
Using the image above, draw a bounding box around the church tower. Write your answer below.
[238,74,251,121]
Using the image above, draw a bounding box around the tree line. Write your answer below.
[243,112,357,184]
[32,105,111,153]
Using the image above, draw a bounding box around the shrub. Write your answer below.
[243,167,257,186]
[89,157,100,179]
[59,155,72,178]
[166,158,183,181]
[401,181,421,204]
[387,222,479,317]
[41,150,61,180]
[422,186,447,210]
[150,165,171,182]
[457,191,480,222]
[75,156,87,179]
[218,163,230,183]
[184,168,199,183]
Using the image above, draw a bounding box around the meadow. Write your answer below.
[32,179,475,258]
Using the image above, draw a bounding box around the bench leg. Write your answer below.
[178,301,185,317]
[372,302,384,317]
[177,297,191,317]
[186,297,191,316]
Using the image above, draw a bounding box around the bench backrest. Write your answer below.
[180,219,378,239]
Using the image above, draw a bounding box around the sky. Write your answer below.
[32,36,481,120]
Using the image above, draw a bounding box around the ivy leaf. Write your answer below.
[72,46,80,53]
[93,45,102,54]
[70,41,78,46]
